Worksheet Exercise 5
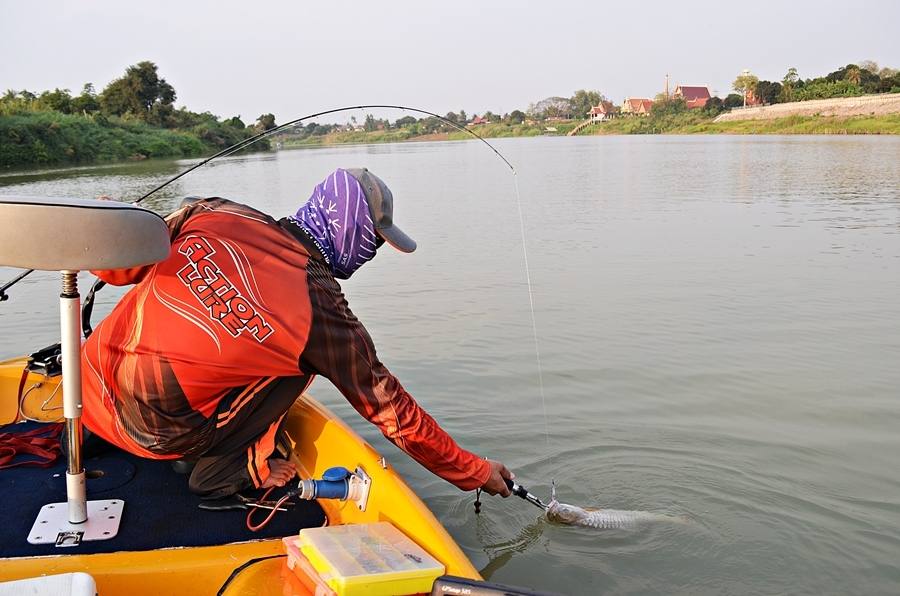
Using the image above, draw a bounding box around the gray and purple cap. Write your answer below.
[290,168,416,279]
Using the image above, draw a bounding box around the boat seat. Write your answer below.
[0,196,170,271]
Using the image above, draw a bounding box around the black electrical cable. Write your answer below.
[81,278,106,338]
[215,554,287,596]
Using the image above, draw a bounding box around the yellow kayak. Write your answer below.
[0,353,481,594]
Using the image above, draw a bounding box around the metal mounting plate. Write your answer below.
[28,499,125,545]
[354,466,371,512]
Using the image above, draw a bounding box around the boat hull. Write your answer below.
[0,356,480,593]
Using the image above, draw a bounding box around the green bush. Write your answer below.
[0,111,210,167]
[794,80,864,101]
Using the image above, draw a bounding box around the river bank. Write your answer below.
[278,112,900,149]
[0,110,265,169]
[714,92,900,122]
[4,110,898,170]
[590,113,900,135]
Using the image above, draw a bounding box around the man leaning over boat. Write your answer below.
[80,168,513,500]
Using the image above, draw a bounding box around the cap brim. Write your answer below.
[377,224,416,253]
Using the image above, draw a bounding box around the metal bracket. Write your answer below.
[353,466,372,512]
[28,499,125,546]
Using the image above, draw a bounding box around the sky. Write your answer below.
[1,0,898,123]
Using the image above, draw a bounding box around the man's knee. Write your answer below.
[188,456,249,499]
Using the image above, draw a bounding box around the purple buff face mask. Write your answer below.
[289,169,379,279]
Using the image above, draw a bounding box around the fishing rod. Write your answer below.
[3,104,556,518]
[134,104,516,203]
[0,104,516,300]
[505,479,548,511]
[0,269,31,302]
[474,477,548,514]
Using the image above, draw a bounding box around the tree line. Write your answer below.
[4,59,898,167]
[1,61,276,166]
[732,61,900,107]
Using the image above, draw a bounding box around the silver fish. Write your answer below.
[545,484,686,529]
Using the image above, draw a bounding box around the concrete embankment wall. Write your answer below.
[714,93,900,122]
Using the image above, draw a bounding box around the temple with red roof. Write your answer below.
[673,85,711,109]
[621,97,654,115]
[589,101,618,122]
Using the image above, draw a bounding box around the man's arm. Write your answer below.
[299,259,505,492]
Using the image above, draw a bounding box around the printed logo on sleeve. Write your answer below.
[176,235,273,342]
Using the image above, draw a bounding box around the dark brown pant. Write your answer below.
[188,375,311,499]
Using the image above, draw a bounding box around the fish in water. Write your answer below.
[545,484,686,529]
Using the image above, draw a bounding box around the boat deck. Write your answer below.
[1,422,325,559]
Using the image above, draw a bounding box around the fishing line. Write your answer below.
[511,175,551,454]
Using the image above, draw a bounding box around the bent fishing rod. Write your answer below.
[2,103,555,516]
[0,104,516,301]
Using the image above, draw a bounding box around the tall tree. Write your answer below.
[100,61,175,118]
[723,93,744,109]
[570,89,603,119]
[780,67,800,102]
[754,81,783,105]
[858,60,879,74]
[223,116,246,129]
[704,96,725,114]
[70,83,100,114]
[39,88,73,113]
[256,113,277,131]
[732,69,759,107]
[532,96,574,119]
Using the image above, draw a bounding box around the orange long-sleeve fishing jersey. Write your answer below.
[81,198,490,491]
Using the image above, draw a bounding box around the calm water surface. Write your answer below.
[2,136,899,595]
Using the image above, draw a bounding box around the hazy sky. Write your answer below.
[2,1,897,123]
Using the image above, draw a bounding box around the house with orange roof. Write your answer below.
[589,101,618,122]
[672,85,711,109]
[621,97,653,116]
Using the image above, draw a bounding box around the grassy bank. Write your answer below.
[581,112,900,135]
[6,110,897,169]
[672,113,900,134]
[0,111,209,167]
[280,120,577,148]
[280,113,899,150]
[0,110,267,168]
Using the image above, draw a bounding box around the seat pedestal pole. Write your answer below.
[27,272,124,547]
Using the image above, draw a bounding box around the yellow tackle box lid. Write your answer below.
[294,522,445,596]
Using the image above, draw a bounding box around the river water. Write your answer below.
[1,136,899,595]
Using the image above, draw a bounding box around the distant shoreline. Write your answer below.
[3,113,897,171]
[279,113,899,149]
